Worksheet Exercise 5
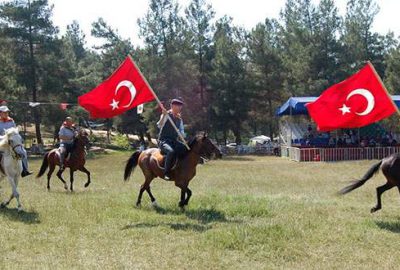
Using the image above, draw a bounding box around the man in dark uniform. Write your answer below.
[157,98,186,180]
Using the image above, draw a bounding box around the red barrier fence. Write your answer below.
[281,146,400,162]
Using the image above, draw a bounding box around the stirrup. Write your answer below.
[164,173,171,180]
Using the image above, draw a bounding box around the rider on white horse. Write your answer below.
[58,116,77,170]
[0,106,32,177]
[0,127,25,210]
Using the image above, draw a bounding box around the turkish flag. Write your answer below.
[306,62,397,131]
[78,56,155,118]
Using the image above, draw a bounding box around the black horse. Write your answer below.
[340,153,400,213]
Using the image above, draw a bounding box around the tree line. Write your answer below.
[1,0,399,145]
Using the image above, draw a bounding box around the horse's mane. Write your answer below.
[0,127,19,149]
[0,135,7,149]
[188,134,204,149]
[176,134,205,158]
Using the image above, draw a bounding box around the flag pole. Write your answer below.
[128,55,190,150]
[367,61,400,116]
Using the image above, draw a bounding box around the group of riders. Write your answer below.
[0,97,186,179]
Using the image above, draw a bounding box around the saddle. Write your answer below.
[151,150,178,171]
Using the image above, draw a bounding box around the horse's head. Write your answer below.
[191,132,223,159]
[75,129,91,149]
[3,127,24,159]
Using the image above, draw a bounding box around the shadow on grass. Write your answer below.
[153,206,228,224]
[127,203,239,232]
[47,189,92,195]
[122,222,211,232]
[0,207,40,224]
[375,220,400,233]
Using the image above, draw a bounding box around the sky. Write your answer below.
[46,0,400,48]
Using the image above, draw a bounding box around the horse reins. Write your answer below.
[9,141,23,160]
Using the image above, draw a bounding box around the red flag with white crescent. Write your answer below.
[78,56,155,118]
[306,62,397,131]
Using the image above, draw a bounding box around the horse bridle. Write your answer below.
[192,142,216,161]
[9,140,23,160]
[193,148,208,160]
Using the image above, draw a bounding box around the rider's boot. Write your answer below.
[164,152,175,180]
[59,152,65,171]
[21,157,32,178]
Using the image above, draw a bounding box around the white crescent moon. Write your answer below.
[346,88,375,116]
[115,80,137,108]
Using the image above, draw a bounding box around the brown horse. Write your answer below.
[123,134,222,209]
[340,153,400,213]
[37,129,91,191]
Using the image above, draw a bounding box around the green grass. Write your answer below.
[1,153,400,269]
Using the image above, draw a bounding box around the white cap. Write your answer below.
[0,106,10,113]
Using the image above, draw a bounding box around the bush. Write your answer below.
[113,133,130,150]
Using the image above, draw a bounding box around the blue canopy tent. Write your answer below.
[277,95,400,116]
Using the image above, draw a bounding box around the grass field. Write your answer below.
[1,153,400,269]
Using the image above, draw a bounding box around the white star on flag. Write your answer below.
[339,104,351,115]
[110,99,119,110]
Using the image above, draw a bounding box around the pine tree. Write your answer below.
[0,0,57,144]
[185,0,215,113]
[210,17,249,144]
[247,19,283,138]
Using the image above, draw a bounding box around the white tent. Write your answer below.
[250,135,271,145]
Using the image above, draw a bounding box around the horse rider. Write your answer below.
[0,105,32,177]
[58,116,77,170]
[157,98,186,180]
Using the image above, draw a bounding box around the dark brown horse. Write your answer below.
[37,129,91,191]
[340,153,400,213]
[123,134,222,209]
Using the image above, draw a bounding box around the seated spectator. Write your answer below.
[376,135,382,146]
[344,133,352,145]
[337,137,344,147]
[369,138,376,147]
[350,131,357,146]
[381,135,389,146]
[328,137,335,147]
[360,136,368,147]
[306,138,311,146]
[387,133,393,146]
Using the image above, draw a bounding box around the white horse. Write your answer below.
[0,127,25,211]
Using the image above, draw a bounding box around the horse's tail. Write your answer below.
[339,160,383,195]
[124,151,141,181]
[36,152,50,178]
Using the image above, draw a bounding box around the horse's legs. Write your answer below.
[56,168,68,190]
[136,185,146,207]
[13,178,22,211]
[184,187,192,206]
[2,176,21,210]
[136,176,155,207]
[178,187,187,209]
[145,186,157,207]
[47,164,55,190]
[1,193,13,208]
[371,183,394,213]
[69,169,75,192]
[79,166,91,188]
